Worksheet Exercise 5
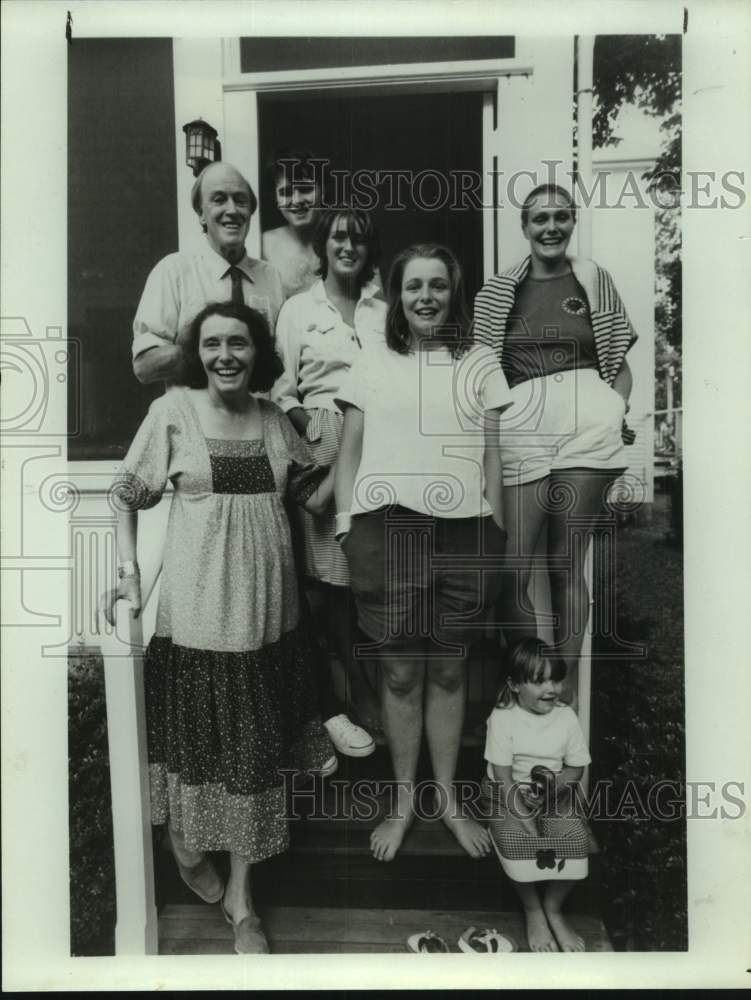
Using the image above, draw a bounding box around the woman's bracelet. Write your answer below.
[335,511,352,540]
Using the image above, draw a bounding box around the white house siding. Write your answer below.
[173,39,227,255]
[592,154,658,506]
[494,36,575,269]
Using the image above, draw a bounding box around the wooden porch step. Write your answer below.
[156,774,603,915]
[153,635,600,916]
[281,779,600,909]
[291,813,489,855]
[158,903,613,955]
[158,840,602,917]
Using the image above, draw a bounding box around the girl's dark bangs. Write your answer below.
[526,655,566,684]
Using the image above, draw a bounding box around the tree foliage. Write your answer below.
[654,203,682,379]
[593,35,683,358]
[593,34,681,188]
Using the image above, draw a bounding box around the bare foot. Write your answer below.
[370,814,414,862]
[222,889,254,924]
[525,908,559,952]
[544,909,586,952]
[442,812,492,859]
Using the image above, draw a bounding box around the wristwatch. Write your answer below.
[118,560,140,579]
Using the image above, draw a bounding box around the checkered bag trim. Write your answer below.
[489,825,590,862]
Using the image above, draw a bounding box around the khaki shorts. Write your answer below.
[500,369,627,486]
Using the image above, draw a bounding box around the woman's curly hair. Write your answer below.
[180,301,283,393]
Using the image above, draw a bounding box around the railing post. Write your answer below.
[100,577,162,955]
[579,544,594,796]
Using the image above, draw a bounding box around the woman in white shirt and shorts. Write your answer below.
[335,244,513,862]
[473,184,637,703]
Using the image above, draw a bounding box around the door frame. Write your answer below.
[184,43,533,263]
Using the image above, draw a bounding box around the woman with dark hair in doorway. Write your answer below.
[473,183,637,704]
[261,149,324,300]
[273,206,387,750]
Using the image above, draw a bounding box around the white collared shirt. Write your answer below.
[132,238,284,360]
[271,279,387,414]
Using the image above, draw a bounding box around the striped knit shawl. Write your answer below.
[473,255,637,385]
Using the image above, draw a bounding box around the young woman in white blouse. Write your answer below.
[272,207,386,743]
[334,244,514,862]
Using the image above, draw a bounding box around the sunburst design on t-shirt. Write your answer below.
[562,295,587,317]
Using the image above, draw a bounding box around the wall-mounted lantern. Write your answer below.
[182,118,221,177]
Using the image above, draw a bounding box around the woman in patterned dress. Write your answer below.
[103,301,334,954]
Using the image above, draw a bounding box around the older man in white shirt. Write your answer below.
[130,160,373,763]
[132,161,284,384]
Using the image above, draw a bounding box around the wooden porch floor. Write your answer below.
[159,904,613,955]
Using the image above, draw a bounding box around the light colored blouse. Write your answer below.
[271,279,387,415]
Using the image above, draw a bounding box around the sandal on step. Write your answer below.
[458,926,517,953]
[406,930,450,953]
[221,898,270,954]
[173,855,224,905]
[166,826,224,905]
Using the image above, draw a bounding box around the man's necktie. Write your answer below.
[229,267,244,305]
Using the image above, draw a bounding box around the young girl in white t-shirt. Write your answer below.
[483,637,597,952]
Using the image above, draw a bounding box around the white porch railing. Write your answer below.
[97,499,170,956]
[653,407,683,460]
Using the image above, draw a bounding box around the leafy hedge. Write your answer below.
[68,648,115,956]
[591,505,687,951]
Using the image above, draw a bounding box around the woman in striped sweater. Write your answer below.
[473,184,637,701]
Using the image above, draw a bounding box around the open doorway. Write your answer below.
[258,89,484,301]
